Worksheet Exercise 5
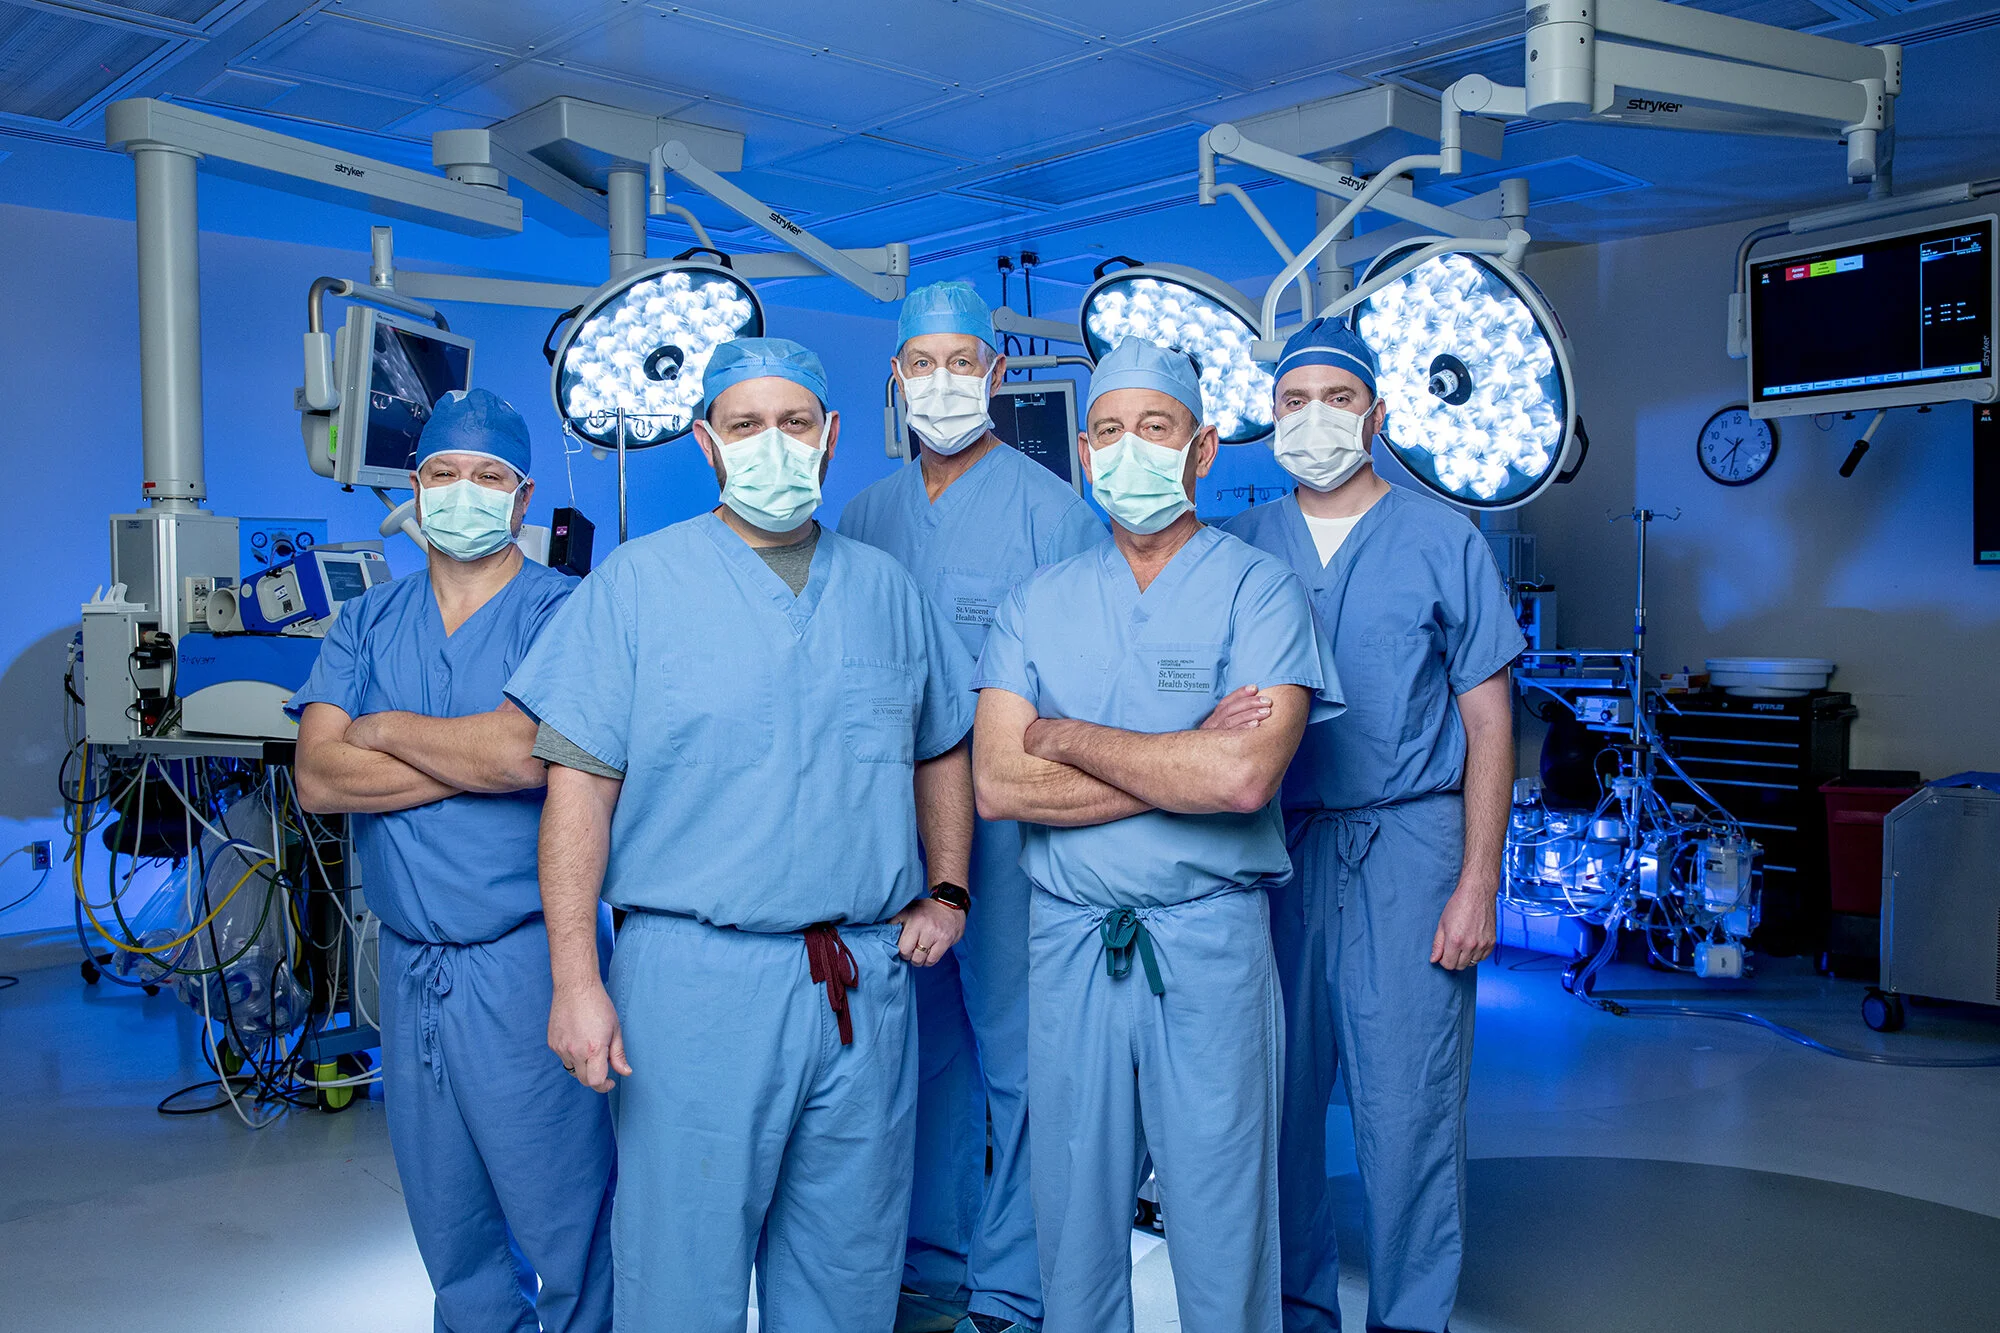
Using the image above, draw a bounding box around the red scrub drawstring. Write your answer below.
[804,923,859,1045]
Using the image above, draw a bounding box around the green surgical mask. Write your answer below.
[419,478,520,561]
[1089,430,1197,535]
[704,420,827,533]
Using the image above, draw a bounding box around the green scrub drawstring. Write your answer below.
[1099,908,1165,996]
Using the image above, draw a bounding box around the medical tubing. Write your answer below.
[1588,999,2000,1068]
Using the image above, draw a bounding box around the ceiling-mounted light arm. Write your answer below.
[1198,134,1313,327]
[1254,232,1524,365]
[651,141,907,302]
[992,306,1082,345]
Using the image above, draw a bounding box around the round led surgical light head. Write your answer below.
[1078,263,1275,445]
[550,259,765,450]
[1351,245,1580,509]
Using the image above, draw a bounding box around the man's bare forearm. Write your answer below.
[1455,671,1514,892]
[540,766,621,994]
[915,740,974,886]
[972,694,1150,827]
[355,706,544,794]
[295,706,461,814]
[1028,685,1309,816]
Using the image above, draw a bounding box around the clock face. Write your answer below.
[1698,407,1777,486]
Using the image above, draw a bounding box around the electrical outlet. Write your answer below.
[30,840,52,871]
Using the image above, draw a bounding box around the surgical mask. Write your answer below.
[419,478,520,561]
[1273,400,1372,493]
[704,421,827,533]
[1089,430,1197,535]
[899,365,992,455]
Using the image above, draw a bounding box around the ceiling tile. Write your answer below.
[881,51,1229,159]
[378,102,499,137]
[1145,0,1400,87]
[265,79,430,132]
[812,191,1023,249]
[330,0,613,51]
[0,4,170,122]
[253,16,498,99]
[118,0,232,21]
[966,127,1201,206]
[980,0,1246,42]
[1424,153,1649,207]
[773,136,965,190]
[723,167,884,218]
[196,67,298,110]
[444,60,700,121]
[551,8,946,126]
[662,0,1089,86]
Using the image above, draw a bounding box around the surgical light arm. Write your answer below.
[1439,0,1898,183]
[650,141,909,302]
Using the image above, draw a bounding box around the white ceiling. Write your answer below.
[2,0,1998,290]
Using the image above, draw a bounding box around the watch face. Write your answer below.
[1699,407,1777,486]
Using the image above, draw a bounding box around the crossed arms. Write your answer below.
[972,683,1311,828]
[294,701,547,814]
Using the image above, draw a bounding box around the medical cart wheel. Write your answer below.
[81,958,100,985]
[219,1044,244,1078]
[1134,1198,1162,1234]
[141,983,160,997]
[1862,989,1905,1033]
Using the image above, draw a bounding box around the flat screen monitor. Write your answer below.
[990,380,1081,493]
[335,307,476,489]
[1748,215,1996,419]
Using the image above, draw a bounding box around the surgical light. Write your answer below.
[1079,264,1274,445]
[1351,246,1578,509]
[550,259,764,449]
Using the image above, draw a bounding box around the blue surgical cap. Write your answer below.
[416,387,531,480]
[898,280,996,351]
[1086,336,1205,423]
[698,336,829,422]
[1274,318,1378,401]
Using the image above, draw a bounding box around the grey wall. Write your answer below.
[1521,207,2000,778]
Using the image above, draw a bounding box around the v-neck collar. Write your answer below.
[1102,522,1221,614]
[1282,488,1395,591]
[906,440,1004,531]
[699,512,830,636]
[426,557,526,643]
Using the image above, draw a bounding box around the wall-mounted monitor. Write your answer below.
[334,307,475,490]
[1748,215,1995,420]
[991,380,1081,493]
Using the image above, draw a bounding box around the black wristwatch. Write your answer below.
[929,881,970,911]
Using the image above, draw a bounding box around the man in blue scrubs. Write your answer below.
[972,337,1342,1333]
[508,337,980,1333]
[843,280,1102,1333]
[293,388,613,1333]
[1223,321,1523,1333]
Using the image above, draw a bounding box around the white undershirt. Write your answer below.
[1301,512,1363,567]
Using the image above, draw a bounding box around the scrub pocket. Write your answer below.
[1126,640,1224,730]
[1350,631,1443,746]
[842,658,918,764]
[936,566,1014,634]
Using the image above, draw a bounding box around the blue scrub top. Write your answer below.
[838,442,1104,659]
[1223,488,1525,813]
[504,513,977,932]
[972,524,1343,910]
[288,558,578,945]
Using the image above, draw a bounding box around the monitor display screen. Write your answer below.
[991,383,1079,491]
[1750,218,1993,410]
[363,321,472,475]
[321,557,370,602]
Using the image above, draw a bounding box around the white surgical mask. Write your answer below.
[1273,400,1372,493]
[1089,429,1197,535]
[899,365,993,455]
[702,421,827,533]
[419,478,520,561]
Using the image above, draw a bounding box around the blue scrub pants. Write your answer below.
[607,911,917,1333]
[907,816,1042,1326]
[1276,795,1475,1333]
[1027,886,1282,1333]
[378,917,616,1333]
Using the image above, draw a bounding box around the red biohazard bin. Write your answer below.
[1820,771,1923,915]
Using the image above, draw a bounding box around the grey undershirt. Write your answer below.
[528,522,822,781]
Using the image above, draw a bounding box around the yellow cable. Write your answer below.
[81,855,275,956]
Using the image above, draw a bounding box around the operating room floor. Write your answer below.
[4,928,1998,1333]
